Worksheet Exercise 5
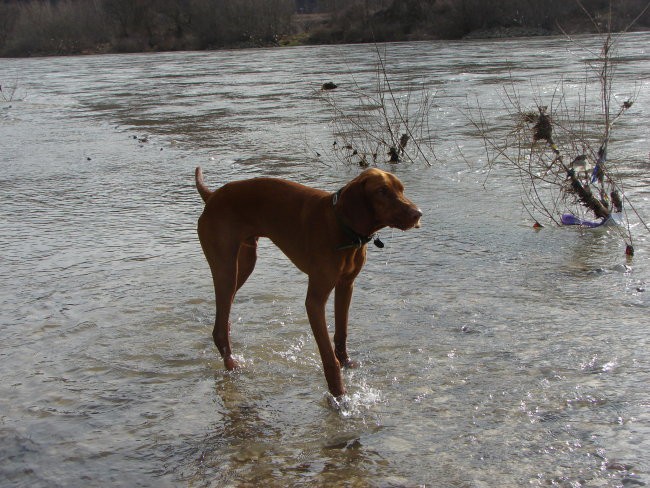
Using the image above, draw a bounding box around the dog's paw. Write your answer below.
[327,393,351,411]
[224,355,240,370]
[340,358,359,369]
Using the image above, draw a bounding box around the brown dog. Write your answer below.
[195,167,421,397]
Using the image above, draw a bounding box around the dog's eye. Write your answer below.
[378,186,389,196]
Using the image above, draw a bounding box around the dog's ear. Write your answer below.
[338,171,375,236]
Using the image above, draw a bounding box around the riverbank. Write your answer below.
[1,2,649,58]
[463,26,558,40]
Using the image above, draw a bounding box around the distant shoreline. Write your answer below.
[5,28,650,59]
[2,2,649,59]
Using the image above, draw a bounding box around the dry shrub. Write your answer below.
[187,0,294,48]
[468,26,649,251]
[1,0,294,56]
[0,4,20,52]
[3,0,109,56]
[318,46,437,168]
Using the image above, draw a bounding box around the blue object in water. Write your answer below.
[561,213,622,228]
[561,213,606,227]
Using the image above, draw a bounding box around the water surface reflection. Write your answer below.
[1,33,649,487]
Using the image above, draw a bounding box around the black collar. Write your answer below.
[332,190,381,250]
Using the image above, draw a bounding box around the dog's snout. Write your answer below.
[413,208,422,228]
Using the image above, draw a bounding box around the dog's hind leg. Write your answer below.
[206,238,257,370]
[204,240,241,371]
[236,237,258,292]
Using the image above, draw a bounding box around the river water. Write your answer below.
[1,33,649,487]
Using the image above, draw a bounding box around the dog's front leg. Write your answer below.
[305,279,345,397]
[334,280,357,369]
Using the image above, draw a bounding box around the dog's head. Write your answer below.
[337,168,422,236]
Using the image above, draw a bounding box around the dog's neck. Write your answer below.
[332,190,381,250]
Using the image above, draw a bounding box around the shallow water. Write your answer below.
[1,33,649,487]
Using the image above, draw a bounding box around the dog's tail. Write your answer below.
[195,167,213,203]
